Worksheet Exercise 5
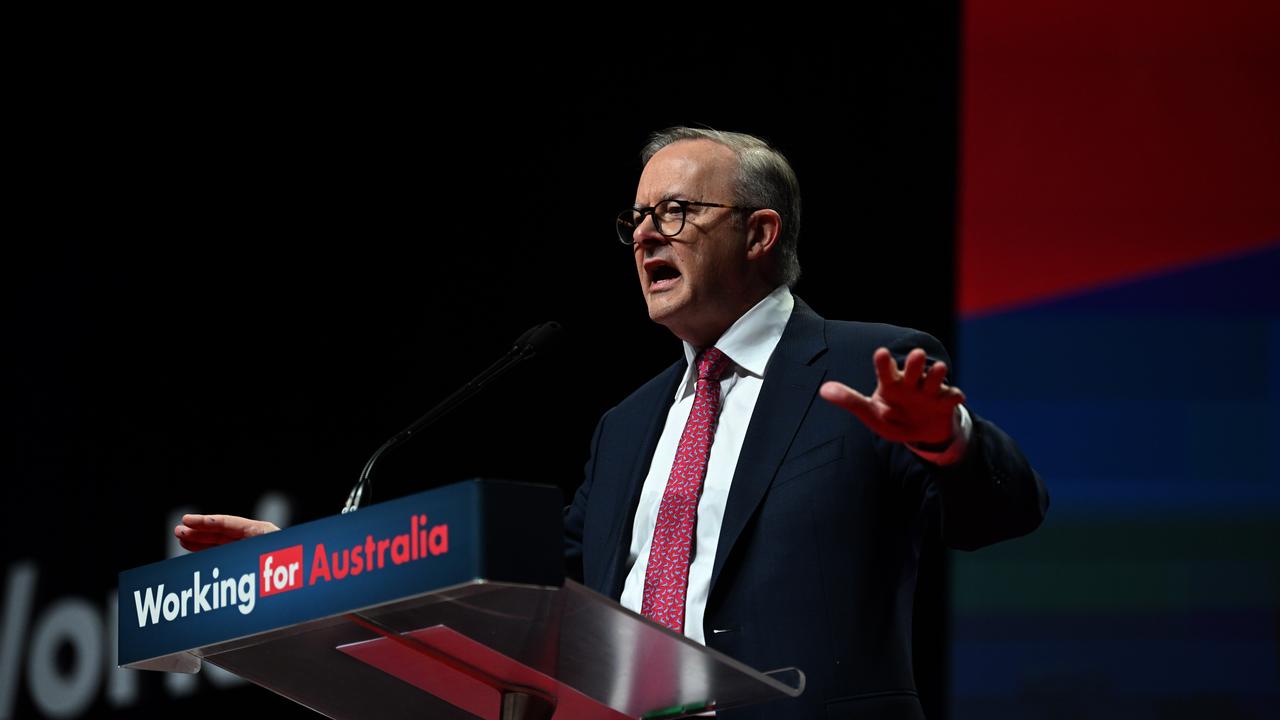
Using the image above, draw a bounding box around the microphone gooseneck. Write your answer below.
[341,321,562,514]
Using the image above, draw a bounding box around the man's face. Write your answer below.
[632,139,755,346]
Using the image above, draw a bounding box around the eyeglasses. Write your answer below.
[615,199,758,245]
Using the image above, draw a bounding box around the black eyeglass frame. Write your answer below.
[615,199,760,244]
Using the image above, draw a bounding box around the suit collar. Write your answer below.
[677,285,795,393]
[774,296,828,365]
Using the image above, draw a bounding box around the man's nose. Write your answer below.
[631,213,667,247]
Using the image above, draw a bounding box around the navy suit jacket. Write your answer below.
[564,300,1048,720]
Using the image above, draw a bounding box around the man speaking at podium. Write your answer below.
[178,128,1047,720]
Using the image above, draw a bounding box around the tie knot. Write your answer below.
[696,347,733,381]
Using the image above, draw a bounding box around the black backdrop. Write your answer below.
[6,18,959,720]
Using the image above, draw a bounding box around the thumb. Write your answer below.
[820,381,878,426]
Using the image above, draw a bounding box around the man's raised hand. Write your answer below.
[819,347,965,446]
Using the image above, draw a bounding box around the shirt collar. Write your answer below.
[676,285,795,399]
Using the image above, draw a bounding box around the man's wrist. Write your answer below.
[909,436,955,453]
[906,405,972,465]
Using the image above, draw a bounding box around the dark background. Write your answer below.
[6,17,962,720]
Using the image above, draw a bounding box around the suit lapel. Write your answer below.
[598,360,685,598]
[709,299,828,595]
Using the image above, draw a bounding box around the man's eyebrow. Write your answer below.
[633,194,688,209]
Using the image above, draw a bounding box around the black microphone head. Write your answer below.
[516,321,562,356]
[512,323,540,348]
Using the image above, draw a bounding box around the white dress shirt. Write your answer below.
[619,286,971,644]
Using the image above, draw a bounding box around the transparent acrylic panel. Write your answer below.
[196,580,802,720]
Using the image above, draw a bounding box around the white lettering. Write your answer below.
[1,563,37,720]
[134,567,262,628]
[27,599,102,719]
[236,574,255,615]
[132,585,164,629]
[193,572,211,614]
[2,492,291,717]
[161,593,179,622]
[220,577,235,608]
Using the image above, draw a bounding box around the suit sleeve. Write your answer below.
[563,408,610,583]
[885,330,1049,551]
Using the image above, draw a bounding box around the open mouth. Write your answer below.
[652,265,680,282]
[648,264,682,291]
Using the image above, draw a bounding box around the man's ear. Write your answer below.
[744,209,782,261]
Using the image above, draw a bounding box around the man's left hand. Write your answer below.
[819,347,965,445]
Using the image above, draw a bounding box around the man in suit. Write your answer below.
[177,127,1046,719]
[561,127,1047,719]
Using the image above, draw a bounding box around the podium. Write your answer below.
[119,480,804,719]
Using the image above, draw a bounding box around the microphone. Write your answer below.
[513,320,562,355]
[341,321,563,514]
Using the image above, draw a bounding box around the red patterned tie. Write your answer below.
[641,346,734,633]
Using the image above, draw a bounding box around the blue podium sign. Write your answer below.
[118,479,563,669]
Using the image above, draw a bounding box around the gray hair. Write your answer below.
[641,127,802,288]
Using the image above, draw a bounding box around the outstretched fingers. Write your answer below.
[921,360,948,395]
[819,381,877,425]
[174,514,280,553]
[872,347,901,386]
[901,348,927,387]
